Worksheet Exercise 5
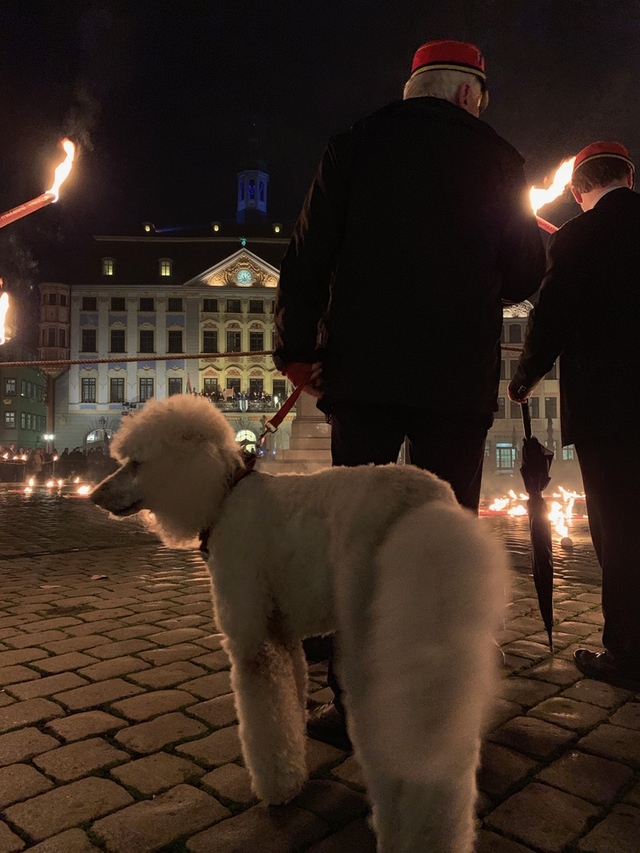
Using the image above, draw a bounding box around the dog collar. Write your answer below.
[199,451,258,558]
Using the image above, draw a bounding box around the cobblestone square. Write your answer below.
[0,486,638,851]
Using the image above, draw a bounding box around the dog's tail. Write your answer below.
[338,500,509,785]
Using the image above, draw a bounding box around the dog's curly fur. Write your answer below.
[91,394,509,853]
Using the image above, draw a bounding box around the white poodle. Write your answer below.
[90,394,508,853]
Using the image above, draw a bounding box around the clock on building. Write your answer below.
[235,269,253,285]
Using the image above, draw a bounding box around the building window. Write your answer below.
[81,377,97,403]
[508,324,522,343]
[500,360,506,380]
[226,299,241,313]
[4,411,15,428]
[102,258,114,276]
[203,377,218,396]
[545,363,558,379]
[273,379,286,402]
[249,299,264,314]
[168,377,183,396]
[139,377,154,402]
[4,378,16,396]
[226,331,241,353]
[496,443,516,469]
[509,400,521,419]
[202,330,218,353]
[110,377,125,403]
[167,297,182,311]
[60,294,67,306]
[530,397,540,419]
[81,329,97,352]
[562,445,575,461]
[496,397,506,418]
[249,378,264,396]
[509,360,519,379]
[21,380,26,397]
[82,297,98,311]
[48,293,57,305]
[139,297,155,312]
[167,330,183,353]
[47,328,56,346]
[160,259,173,277]
[110,329,126,352]
[226,377,241,393]
[20,412,26,429]
[111,297,126,311]
[249,331,264,352]
[59,329,66,347]
[139,330,155,353]
[545,396,558,419]
[203,298,218,313]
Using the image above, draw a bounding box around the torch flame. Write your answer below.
[530,156,576,215]
[0,289,8,345]
[46,139,76,201]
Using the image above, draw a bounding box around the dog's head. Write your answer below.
[91,395,244,547]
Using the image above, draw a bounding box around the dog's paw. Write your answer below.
[257,771,308,806]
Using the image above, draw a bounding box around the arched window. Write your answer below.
[248,179,256,200]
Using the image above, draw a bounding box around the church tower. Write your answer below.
[236,138,269,224]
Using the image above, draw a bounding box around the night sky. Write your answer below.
[1,0,640,278]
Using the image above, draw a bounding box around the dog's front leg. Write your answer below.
[228,639,308,805]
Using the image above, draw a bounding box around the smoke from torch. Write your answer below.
[0,139,76,230]
[530,156,576,234]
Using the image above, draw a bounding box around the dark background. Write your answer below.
[1,0,639,289]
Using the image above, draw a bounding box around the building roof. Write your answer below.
[70,228,291,287]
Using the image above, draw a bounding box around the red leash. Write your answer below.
[258,380,308,444]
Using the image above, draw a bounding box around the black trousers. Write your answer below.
[575,439,640,669]
[323,401,492,711]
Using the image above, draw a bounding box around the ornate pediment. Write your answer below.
[183,249,279,289]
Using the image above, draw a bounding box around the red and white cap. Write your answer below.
[572,141,635,177]
[410,39,488,110]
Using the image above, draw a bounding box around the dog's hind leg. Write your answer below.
[335,501,508,852]
[228,639,308,805]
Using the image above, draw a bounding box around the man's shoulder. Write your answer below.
[342,98,524,165]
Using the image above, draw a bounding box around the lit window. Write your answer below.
[562,445,575,461]
[4,411,15,428]
[159,259,172,277]
[102,258,114,276]
[4,378,16,396]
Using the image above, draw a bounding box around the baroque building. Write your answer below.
[38,153,298,455]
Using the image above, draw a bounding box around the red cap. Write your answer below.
[572,141,635,176]
[410,39,486,83]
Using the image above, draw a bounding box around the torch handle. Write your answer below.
[536,216,559,234]
[0,193,55,230]
[521,400,532,440]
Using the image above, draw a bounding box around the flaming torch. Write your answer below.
[0,139,76,230]
[530,156,576,234]
[0,280,9,345]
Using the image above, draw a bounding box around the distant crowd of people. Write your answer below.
[0,443,118,484]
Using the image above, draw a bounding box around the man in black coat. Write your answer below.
[275,39,545,746]
[509,141,640,691]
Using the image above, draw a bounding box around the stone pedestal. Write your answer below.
[262,392,331,471]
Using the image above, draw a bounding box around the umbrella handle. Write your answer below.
[521,400,532,440]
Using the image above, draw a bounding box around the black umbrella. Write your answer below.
[520,401,555,650]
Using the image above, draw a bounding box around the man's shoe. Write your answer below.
[574,649,640,692]
[306,702,352,752]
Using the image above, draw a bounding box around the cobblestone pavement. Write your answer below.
[0,485,638,853]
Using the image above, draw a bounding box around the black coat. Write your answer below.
[512,187,640,445]
[274,97,545,415]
